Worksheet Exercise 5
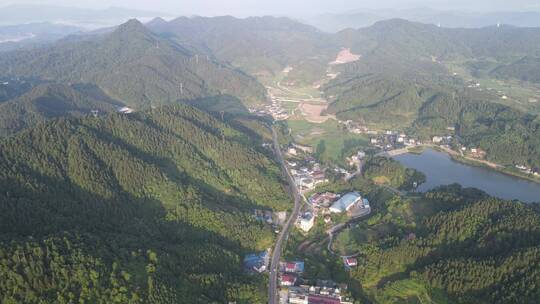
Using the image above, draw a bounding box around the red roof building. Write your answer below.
[280,274,297,286]
[345,258,358,267]
[285,262,297,272]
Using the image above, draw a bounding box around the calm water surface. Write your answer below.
[393,148,540,203]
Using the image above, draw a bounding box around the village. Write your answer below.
[243,251,354,304]
[244,137,373,304]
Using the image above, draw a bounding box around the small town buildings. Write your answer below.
[309,192,339,207]
[280,261,305,273]
[329,192,362,213]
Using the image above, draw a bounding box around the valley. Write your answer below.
[0,11,540,304]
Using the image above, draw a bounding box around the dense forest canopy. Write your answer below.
[0,104,290,303]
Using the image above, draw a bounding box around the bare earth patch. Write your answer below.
[298,102,335,123]
[330,48,361,65]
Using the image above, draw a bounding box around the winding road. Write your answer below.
[268,126,303,304]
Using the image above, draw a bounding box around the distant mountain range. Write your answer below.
[147,16,335,77]
[305,8,540,32]
[0,19,265,105]
[0,4,170,29]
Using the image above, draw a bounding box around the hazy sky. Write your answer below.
[1,0,540,16]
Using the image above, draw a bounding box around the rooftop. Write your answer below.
[330,192,361,213]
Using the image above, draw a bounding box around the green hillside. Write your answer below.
[0,104,289,303]
[321,19,540,167]
[346,185,540,304]
[0,19,266,108]
[0,83,123,136]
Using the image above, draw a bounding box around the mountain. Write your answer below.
[147,16,337,78]
[0,83,123,136]
[0,19,266,109]
[305,8,540,33]
[0,104,289,303]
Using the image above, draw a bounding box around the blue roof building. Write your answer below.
[329,192,362,213]
[244,250,270,273]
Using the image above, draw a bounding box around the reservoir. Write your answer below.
[393,148,540,203]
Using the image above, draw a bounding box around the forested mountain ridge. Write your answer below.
[0,19,266,108]
[147,16,337,77]
[0,104,290,303]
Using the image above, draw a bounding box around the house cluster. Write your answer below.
[461,147,487,159]
[466,81,482,89]
[516,165,540,176]
[369,130,418,150]
[278,260,353,303]
[299,192,371,233]
[279,261,305,287]
[338,120,369,134]
[432,135,453,145]
[243,249,271,273]
[286,283,353,304]
[287,151,328,193]
[309,192,340,211]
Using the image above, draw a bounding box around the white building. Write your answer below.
[432,136,444,144]
[298,213,315,232]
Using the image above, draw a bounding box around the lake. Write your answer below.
[393,148,540,203]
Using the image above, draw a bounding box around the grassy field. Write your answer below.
[444,60,540,114]
[286,119,369,164]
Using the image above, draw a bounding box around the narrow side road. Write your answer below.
[268,126,303,304]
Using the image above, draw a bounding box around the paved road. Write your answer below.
[268,126,303,304]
